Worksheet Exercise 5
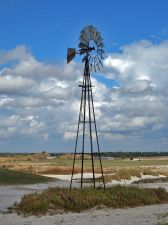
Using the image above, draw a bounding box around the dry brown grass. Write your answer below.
[1,154,168,179]
[58,153,92,160]
[41,166,105,174]
[103,167,168,182]
[1,164,103,175]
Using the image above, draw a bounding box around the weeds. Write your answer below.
[157,223,168,225]
[15,186,168,215]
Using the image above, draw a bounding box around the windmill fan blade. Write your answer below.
[67,48,76,64]
[78,42,88,49]
[83,26,92,40]
[96,37,103,45]
[96,61,100,71]
[88,25,96,39]
[83,26,90,35]
[94,31,101,41]
[92,29,97,41]
[97,49,105,57]
[98,57,103,67]
[79,33,89,45]
[97,43,105,48]
[88,25,95,31]
[89,56,94,71]
[95,57,101,71]
[94,60,97,71]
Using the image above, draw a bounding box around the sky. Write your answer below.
[0,0,168,152]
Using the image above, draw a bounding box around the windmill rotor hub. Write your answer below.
[87,46,95,52]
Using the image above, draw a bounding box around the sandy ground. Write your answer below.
[1,203,168,225]
[43,173,103,180]
[43,173,166,184]
[1,179,168,225]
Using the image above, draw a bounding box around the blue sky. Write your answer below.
[0,0,168,152]
[0,0,168,59]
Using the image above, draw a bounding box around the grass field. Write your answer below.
[0,153,168,181]
[1,154,168,219]
[0,168,54,185]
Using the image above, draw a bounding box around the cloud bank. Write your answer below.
[0,40,168,152]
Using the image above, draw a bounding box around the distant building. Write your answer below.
[130,157,141,161]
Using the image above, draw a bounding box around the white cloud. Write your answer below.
[0,75,34,94]
[0,41,168,151]
[0,45,31,64]
[101,39,168,150]
[63,132,77,140]
[104,133,125,141]
[104,40,168,93]
[0,46,82,144]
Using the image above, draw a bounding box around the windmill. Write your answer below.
[67,25,105,189]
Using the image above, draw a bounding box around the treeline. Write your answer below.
[96,151,168,158]
[50,151,168,158]
[0,151,168,158]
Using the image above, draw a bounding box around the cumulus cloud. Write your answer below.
[63,132,77,140]
[101,40,168,150]
[104,133,125,141]
[0,45,83,148]
[104,40,168,93]
[0,41,168,151]
[0,75,35,94]
[0,114,47,139]
[0,45,31,64]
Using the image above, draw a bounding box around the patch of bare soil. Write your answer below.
[1,203,168,225]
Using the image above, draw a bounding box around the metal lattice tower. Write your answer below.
[67,25,105,189]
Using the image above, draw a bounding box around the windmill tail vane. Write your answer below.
[67,25,105,189]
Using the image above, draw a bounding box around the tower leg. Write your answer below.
[81,76,87,188]
[88,75,106,189]
[70,76,84,188]
[86,75,96,188]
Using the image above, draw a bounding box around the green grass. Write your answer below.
[54,158,168,168]
[0,168,54,185]
[22,158,168,168]
[48,158,168,172]
[15,186,168,215]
